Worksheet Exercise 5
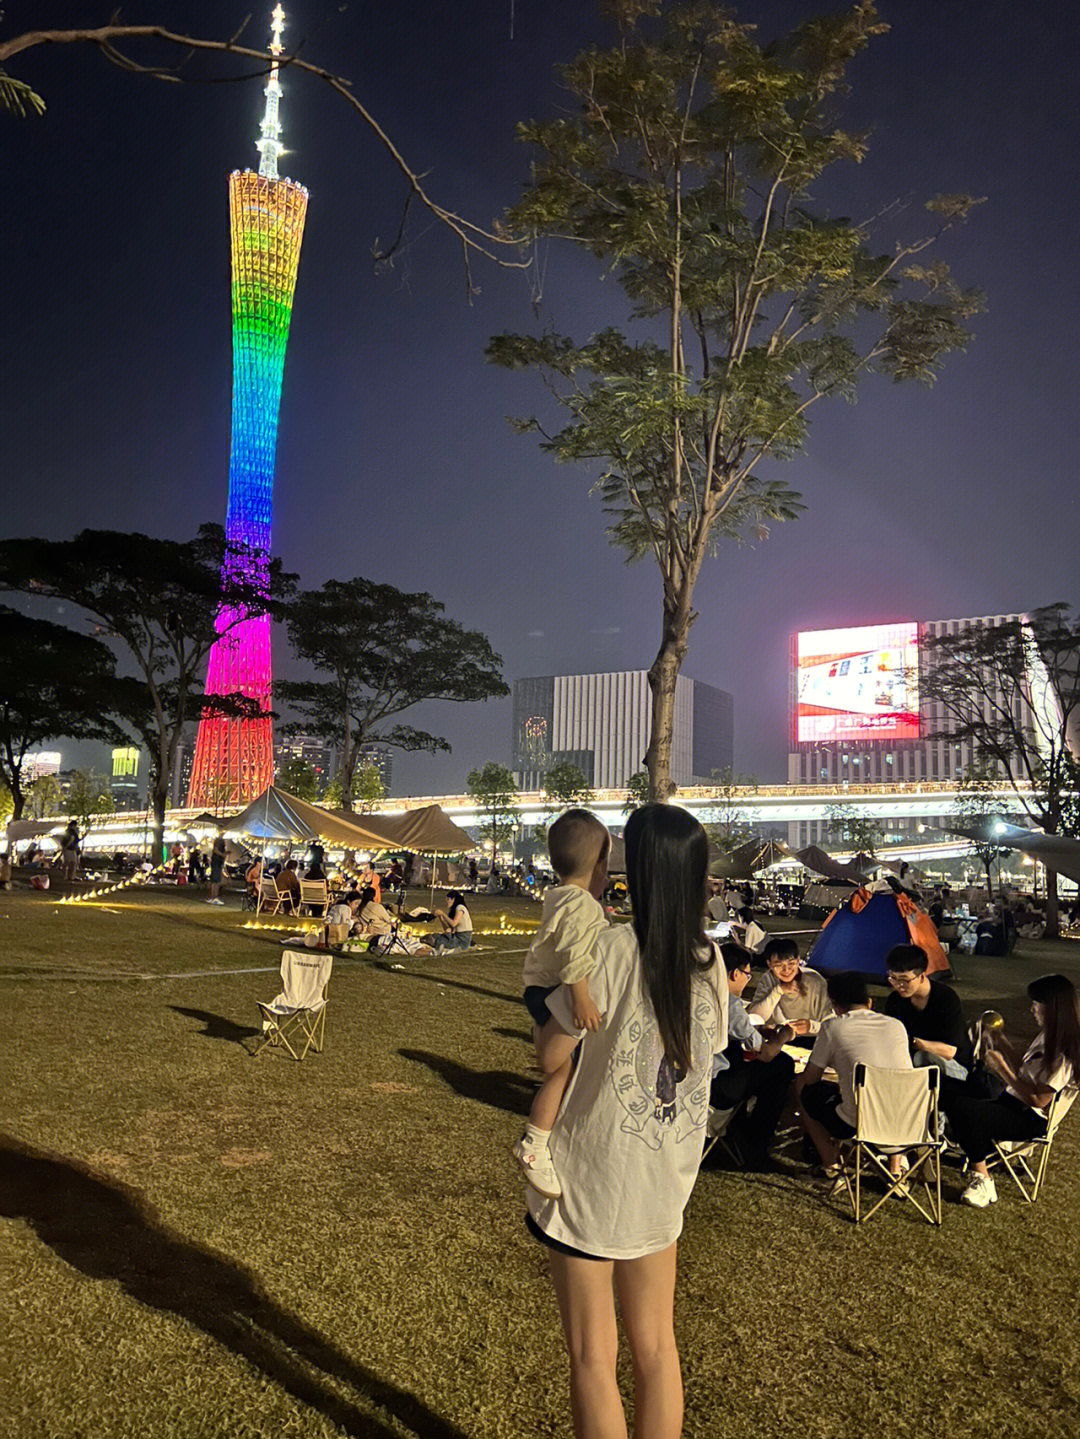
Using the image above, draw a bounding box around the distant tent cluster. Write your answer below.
[226,786,475,856]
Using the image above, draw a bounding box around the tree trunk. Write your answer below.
[645,619,690,803]
[10,782,25,822]
[1043,867,1060,939]
[151,780,168,864]
[984,857,994,900]
[339,748,357,813]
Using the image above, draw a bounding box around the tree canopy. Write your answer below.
[922,604,1080,933]
[467,762,521,861]
[0,606,135,820]
[278,578,508,810]
[0,526,293,850]
[489,0,981,799]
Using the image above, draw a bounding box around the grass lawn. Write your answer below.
[3,883,1079,1438]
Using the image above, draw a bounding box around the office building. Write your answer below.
[513,670,733,791]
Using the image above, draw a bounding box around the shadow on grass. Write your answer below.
[492,1026,534,1043]
[374,964,520,1006]
[0,1136,467,1439]
[170,1006,261,1044]
[399,1050,534,1117]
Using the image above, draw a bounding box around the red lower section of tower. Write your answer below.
[187,610,274,807]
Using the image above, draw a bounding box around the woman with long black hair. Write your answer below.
[942,972,1080,1208]
[527,804,725,1439]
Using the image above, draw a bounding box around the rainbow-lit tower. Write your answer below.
[188,5,308,807]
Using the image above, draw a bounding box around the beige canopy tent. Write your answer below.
[227,787,394,850]
[388,805,475,854]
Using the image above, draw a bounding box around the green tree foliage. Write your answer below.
[0,527,294,854]
[277,757,319,802]
[825,802,884,860]
[64,770,113,836]
[0,607,135,820]
[25,773,61,819]
[467,762,521,861]
[705,767,758,855]
[489,0,981,800]
[622,769,652,816]
[278,578,508,811]
[922,604,1080,935]
[948,762,1019,900]
[352,764,386,813]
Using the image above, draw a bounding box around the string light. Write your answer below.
[59,859,173,904]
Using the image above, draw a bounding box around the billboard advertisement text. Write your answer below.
[796,623,920,743]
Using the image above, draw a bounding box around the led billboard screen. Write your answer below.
[796,622,920,743]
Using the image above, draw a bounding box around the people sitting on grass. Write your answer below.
[357,886,396,939]
[884,943,969,1080]
[707,942,796,1173]
[796,971,911,1181]
[940,973,1080,1209]
[526,803,726,1439]
[326,889,362,932]
[514,809,610,1198]
[431,890,473,952]
[749,936,833,1041]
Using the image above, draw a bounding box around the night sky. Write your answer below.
[4,0,1078,794]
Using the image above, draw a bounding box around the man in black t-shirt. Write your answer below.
[884,943,969,1079]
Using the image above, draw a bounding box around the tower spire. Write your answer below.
[255,4,287,179]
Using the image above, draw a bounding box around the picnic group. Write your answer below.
[509,804,1079,1439]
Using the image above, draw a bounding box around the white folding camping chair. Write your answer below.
[985,1087,1076,1203]
[835,1064,944,1225]
[253,949,332,1061]
[299,879,330,917]
[700,1104,743,1167]
[256,876,286,917]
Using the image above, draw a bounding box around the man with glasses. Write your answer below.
[707,943,797,1172]
[884,943,969,1080]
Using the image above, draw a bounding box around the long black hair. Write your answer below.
[624,803,714,1073]
[446,890,466,919]
[1028,973,1080,1080]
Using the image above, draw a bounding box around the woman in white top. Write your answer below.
[432,890,473,952]
[529,804,725,1439]
[941,973,1080,1208]
[748,936,833,1038]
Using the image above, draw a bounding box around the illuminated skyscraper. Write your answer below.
[188,5,308,807]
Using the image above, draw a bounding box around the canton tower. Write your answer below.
[188,4,308,807]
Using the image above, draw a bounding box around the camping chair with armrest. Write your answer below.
[835,1064,944,1225]
[252,949,332,1061]
[299,879,330,917]
[985,1087,1076,1203]
[256,876,286,917]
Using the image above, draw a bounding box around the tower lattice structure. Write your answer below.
[188,4,307,808]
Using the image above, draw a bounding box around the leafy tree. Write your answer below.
[277,757,319,802]
[921,604,1080,935]
[467,762,521,862]
[0,607,134,820]
[948,762,1018,900]
[64,770,113,837]
[0,527,294,855]
[489,0,981,800]
[0,780,12,824]
[705,767,758,856]
[352,764,386,813]
[536,760,595,843]
[25,773,61,819]
[825,802,884,861]
[278,579,508,811]
[622,769,652,816]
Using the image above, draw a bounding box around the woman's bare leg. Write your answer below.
[614,1243,682,1439]
[547,1251,627,1439]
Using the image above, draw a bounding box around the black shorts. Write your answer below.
[524,984,560,1028]
[525,1212,605,1262]
[800,1080,856,1139]
[209,862,224,884]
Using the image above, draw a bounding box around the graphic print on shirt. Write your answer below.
[608,994,713,1150]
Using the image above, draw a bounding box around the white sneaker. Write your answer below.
[512,1137,562,1199]
[961,1172,998,1208]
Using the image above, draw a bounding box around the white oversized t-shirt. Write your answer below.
[526,924,726,1259]
[1008,1035,1077,1117]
